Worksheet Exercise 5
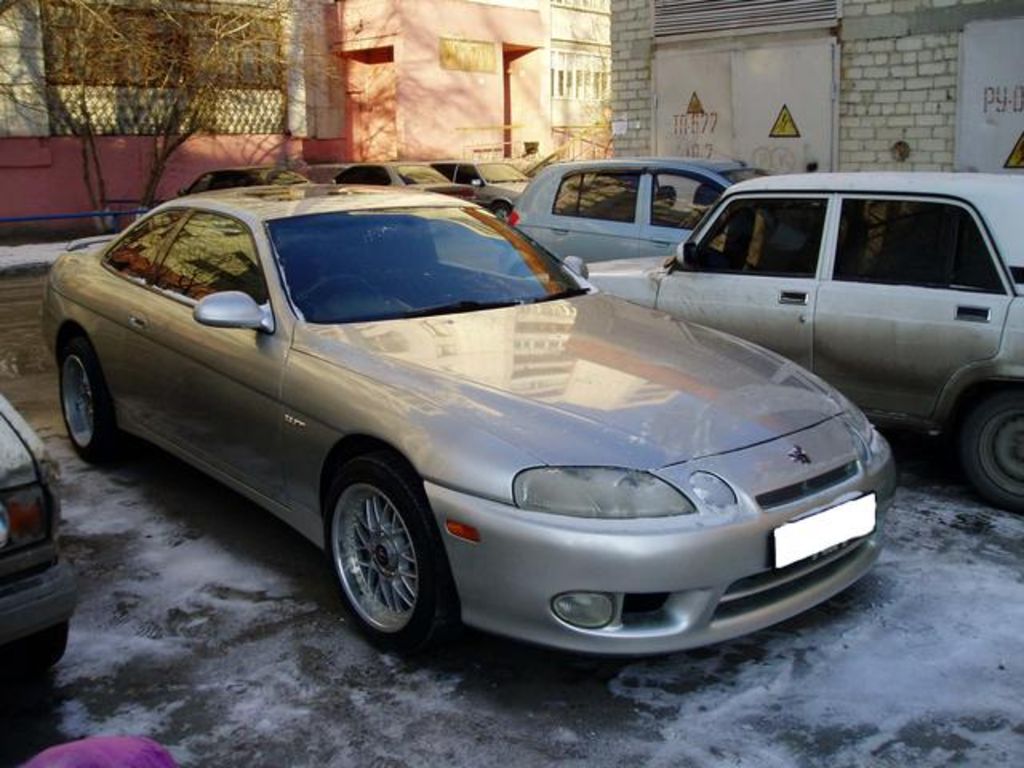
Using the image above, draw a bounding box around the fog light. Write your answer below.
[551,592,615,629]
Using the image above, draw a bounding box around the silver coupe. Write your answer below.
[42,185,894,654]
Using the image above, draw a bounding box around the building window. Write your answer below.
[550,50,610,102]
[551,0,610,12]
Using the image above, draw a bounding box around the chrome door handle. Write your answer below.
[779,291,808,306]
[956,305,991,323]
[127,314,148,330]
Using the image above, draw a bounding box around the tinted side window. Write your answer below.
[337,166,391,185]
[651,173,716,229]
[695,198,826,276]
[105,211,184,280]
[835,199,1002,292]
[153,212,267,303]
[454,165,481,185]
[552,172,639,223]
[432,163,457,180]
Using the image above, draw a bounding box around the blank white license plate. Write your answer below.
[773,494,876,569]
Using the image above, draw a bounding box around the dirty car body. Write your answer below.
[42,185,893,655]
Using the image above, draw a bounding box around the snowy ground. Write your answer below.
[0,272,1022,767]
[0,241,71,274]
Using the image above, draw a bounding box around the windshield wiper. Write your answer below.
[531,287,590,304]
[400,299,522,319]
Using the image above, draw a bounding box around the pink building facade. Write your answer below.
[0,0,609,233]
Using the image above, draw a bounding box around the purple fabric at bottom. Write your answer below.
[21,736,178,768]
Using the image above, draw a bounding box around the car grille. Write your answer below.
[755,461,858,509]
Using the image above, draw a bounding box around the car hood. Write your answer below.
[297,294,844,468]
[0,396,41,488]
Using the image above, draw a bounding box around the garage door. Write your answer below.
[654,39,836,173]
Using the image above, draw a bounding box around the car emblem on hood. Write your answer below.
[788,445,812,465]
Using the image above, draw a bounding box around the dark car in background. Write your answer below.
[0,394,75,674]
[511,158,768,262]
[178,166,310,197]
[430,161,531,220]
[334,163,478,202]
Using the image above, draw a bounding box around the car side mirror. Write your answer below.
[563,255,589,279]
[194,291,274,333]
[675,241,698,271]
[471,178,484,187]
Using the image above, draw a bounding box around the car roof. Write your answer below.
[162,184,473,222]
[726,172,1024,265]
[543,157,751,174]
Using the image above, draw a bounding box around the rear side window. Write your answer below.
[694,198,826,276]
[337,166,391,185]
[552,171,639,223]
[432,163,457,180]
[153,211,267,303]
[835,199,1003,293]
[650,173,720,229]
[105,211,184,280]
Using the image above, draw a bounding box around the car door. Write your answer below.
[655,194,830,369]
[96,210,188,431]
[812,195,1014,420]
[638,170,725,259]
[532,168,648,262]
[142,209,288,502]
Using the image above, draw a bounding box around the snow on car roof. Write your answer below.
[726,172,1024,266]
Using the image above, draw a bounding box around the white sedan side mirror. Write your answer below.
[563,256,589,280]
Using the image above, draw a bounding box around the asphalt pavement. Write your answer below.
[1,272,1022,768]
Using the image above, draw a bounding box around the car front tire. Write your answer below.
[959,390,1024,513]
[58,336,119,462]
[325,451,460,652]
[3,621,69,676]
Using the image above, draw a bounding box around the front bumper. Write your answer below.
[0,558,77,647]
[427,424,894,656]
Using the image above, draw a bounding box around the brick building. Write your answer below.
[610,0,1024,173]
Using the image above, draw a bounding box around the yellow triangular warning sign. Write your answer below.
[1005,132,1024,169]
[686,92,705,115]
[769,105,801,138]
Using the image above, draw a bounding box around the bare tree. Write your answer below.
[0,0,320,211]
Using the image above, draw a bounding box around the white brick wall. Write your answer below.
[609,0,652,155]
[839,0,970,170]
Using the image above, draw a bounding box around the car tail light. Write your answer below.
[0,485,48,550]
[507,210,520,226]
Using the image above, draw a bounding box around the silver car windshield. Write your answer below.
[268,207,585,324]
[478,163,529,184]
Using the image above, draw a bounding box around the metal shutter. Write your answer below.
[654,0,838,38]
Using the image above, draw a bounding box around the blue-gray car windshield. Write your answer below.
[268,207,581,324]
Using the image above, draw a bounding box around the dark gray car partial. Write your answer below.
[0,394,76,672]
[42,185,893,655]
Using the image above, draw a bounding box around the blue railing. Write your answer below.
[0,201,148,231]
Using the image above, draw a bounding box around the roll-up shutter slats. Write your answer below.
[654,0,838,38]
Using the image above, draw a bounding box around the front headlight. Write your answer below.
[838,406,883,463]
[513,467,696,519]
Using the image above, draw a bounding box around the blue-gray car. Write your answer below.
[511,158,767,263]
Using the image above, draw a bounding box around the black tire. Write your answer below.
[959,390,1024,513]
[3,621,69,676]
[490,201,513,221]
[324,451,460,652]
[58,335,120,462]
